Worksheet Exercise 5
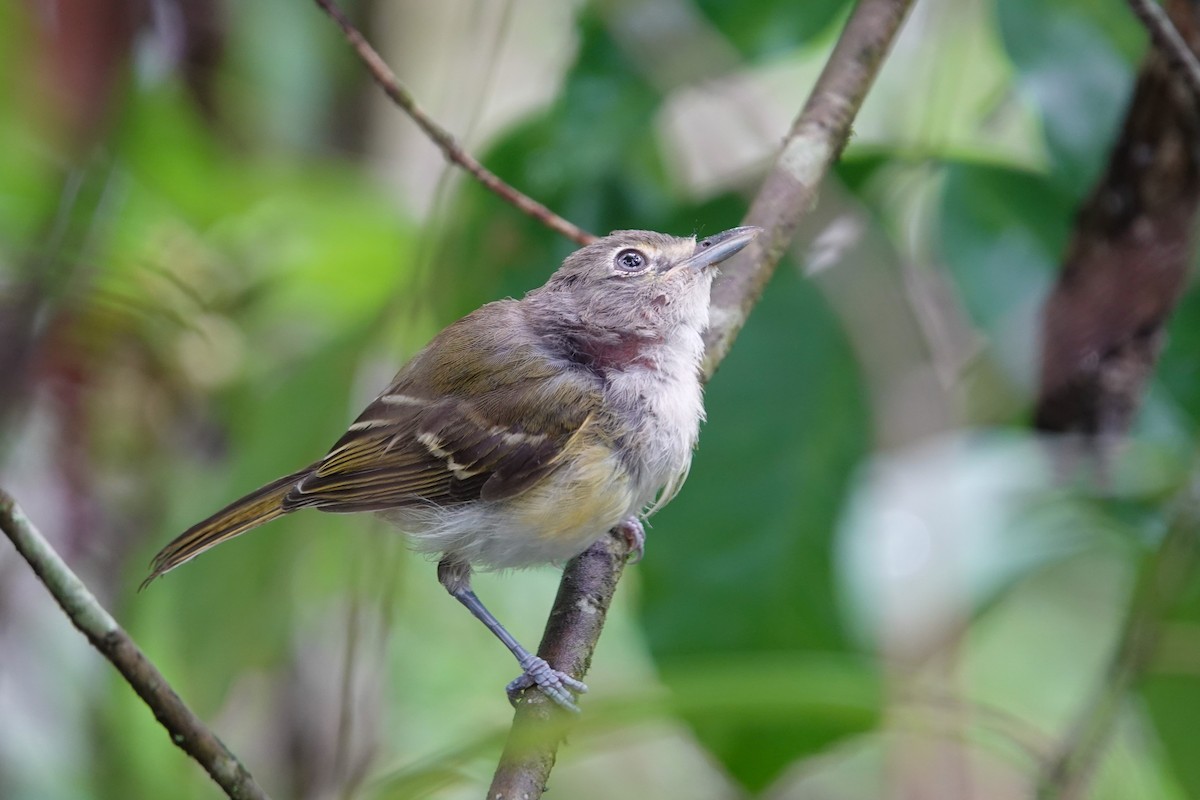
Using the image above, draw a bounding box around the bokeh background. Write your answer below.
[2,0,1198,798]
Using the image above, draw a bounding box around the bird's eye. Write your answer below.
[614,248,647,272]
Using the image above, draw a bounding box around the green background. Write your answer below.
[1,0,1197,798]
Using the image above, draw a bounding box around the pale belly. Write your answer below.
[379,439,636,569]
[379,359,703,569]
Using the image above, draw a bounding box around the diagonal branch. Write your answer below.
[1036,475,1200,800]
[1036,0,1200,443]
[1128,0,1200,99]
[486,534,628,798]
[486,0,916,796]
[0,489,270,800]
[702,0,914,380]
[312,0,597,247]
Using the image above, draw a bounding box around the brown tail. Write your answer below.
[142,466,314,588]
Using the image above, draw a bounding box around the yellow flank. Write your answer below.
[512,437,632,545]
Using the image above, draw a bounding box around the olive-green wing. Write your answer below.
[282,385,597,513]
[285,301,606,511]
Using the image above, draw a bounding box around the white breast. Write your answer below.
[604,325,706,515]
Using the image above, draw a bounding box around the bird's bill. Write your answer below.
[680,225,763,271]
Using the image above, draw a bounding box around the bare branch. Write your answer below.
[312,0,597,246]
[487,532,628,798]
[0,489,270,800]
[701,0,913,379]
[1128,0,1200,100]
[1036,0,1200,443]
[487,0,915,796]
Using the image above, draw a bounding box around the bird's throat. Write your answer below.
[561,330,665,373]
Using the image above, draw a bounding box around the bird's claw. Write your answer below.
[507,654,588,713]
[616,516,645,564]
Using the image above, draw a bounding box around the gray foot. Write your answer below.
[616,516,645,564]
[506,654,588,713]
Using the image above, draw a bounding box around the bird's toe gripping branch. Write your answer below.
[616,516,645,564]
[507,654,589,713]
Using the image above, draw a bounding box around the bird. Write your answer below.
[144,225,761,711]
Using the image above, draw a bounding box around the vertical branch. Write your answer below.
[487,533,628,798]
[1035,0,1200,442]
[0,490,270,800]
[486,0,916,797]
[1036,1,1200,796]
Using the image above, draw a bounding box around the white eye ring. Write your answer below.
[614,248,647,272]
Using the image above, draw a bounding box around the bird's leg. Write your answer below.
[616,515,646,564]
[436,558,587,712]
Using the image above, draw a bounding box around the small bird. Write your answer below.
[144,225,761,711]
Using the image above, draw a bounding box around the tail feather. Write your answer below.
[142,466,314,588]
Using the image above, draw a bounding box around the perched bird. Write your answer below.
[144,225,761,711]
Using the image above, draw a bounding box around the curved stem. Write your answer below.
[312,0,597,246]
[0,490,269,800]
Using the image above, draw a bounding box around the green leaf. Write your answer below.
[694,0,849,58]
[1140,674,1200,798]
[997,0,1135,191]
[1140,554,1200,797]
[939,163,1072,331]
[1156,292,1200,434]
[643,260,873,789]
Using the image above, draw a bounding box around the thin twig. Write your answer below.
[486,0,915,796]
[1037,474,1200,799]
[312,0,597,247]
[0,489,270,800]
[1128,0,1200,100]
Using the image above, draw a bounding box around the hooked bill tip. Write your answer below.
[686,225,762,270]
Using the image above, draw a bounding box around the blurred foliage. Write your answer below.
[3,0,1200,799]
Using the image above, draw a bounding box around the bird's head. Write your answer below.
[533,226,761,342]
